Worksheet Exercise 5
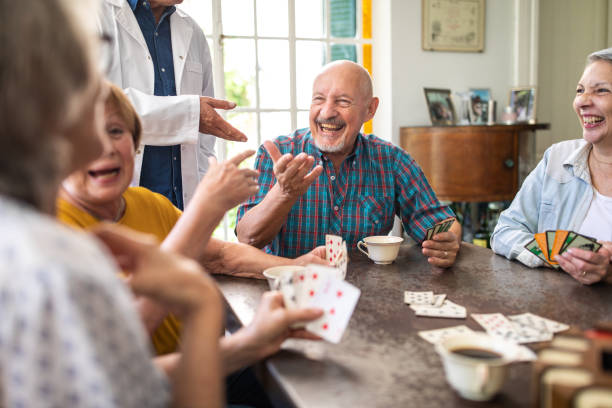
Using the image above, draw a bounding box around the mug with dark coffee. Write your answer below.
[435,333,522,401]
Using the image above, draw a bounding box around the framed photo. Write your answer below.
[424,88,455,126]
[468,88,490,124]
[509,87,536,123]
[422,0,486,52]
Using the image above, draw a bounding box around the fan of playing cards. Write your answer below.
[425,218,455,241]
[524,230,602,268]
[278,264,360,344]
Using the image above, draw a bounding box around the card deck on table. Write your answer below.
[508,313,569,334]
[417,325,474,344]
[411,300,467,319]
[471,313,552,344]
[304,277,361,343]
[425,218,455,241]
[403,291,434,305]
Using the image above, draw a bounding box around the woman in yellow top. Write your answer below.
[57,84,327,355]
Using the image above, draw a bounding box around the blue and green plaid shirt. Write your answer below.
[236,129,454,258]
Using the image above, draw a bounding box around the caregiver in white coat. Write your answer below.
[98,0,247,206]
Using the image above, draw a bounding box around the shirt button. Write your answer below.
[173,156,177,161]
[374,220,379,224]
[174,186,177,190]
[334,205,339,211]
[318,161,323,166]
[147,56,151,60]
[161,67,166,72]
[155,32,159,37]
[330,176,336,181]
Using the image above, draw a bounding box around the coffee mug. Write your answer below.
[262,265,305,290]
[357,235,403,264]
[435,332,521,401]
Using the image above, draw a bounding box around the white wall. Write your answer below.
[372,0,516,145]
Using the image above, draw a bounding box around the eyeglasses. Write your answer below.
[99,32,113,75]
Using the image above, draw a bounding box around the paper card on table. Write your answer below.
[545,230,556,264]
[508,313,569,334]
[560,233,602,254]
[304,277,361,343]
[550,230,569,263]
[411,300,467,319]
[472,313,551,344]
[404,291,434,305]
[515,345,537,362]
[432,294,447,308]
[417,325,475,344]
[525,239,551,265]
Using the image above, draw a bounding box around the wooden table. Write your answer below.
[216,243,612,407]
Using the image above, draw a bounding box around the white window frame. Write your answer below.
[202,0,372,240]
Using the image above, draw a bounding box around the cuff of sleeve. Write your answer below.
[516,248,545,268]
[186,95,200,144]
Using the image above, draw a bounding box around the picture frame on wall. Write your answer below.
[509,87,536,123]
[468,88,491,124]
[424,88,455,126]
[422,0,486,52]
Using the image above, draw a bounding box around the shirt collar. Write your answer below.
[563,141,592,182]
[127,0,139,10]
[127,0,176,17]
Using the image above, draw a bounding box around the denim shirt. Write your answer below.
[490,139,594,267]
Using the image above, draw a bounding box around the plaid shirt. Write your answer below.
[236,129,454,258]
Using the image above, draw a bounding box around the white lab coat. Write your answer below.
[99,0,215,205]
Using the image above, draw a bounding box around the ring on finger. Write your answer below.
[581,270,587,277]
[444,251,448,257]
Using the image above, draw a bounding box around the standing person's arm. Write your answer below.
[236,141,322,248]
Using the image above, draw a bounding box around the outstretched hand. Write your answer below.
[199,96,247,142]
[199,150,260,211]
[264,140,323,199]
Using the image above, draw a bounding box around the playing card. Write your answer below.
[560,232,602,254]
[336,242,348,279]
[508,313,569,334]
[432,294,447,308]
[524,239,552,265]
[425,218,455,242]
[295,266,328,306]
[279,271,299,309]
[550,230,569,263]
[515,345,537,362]
[417,325,475,344]
[439,218,455,233]
[472,313,552,344]
[404,291,434,305]
[304,277,361,343]
[545,230,556,263]
[411,300,466,319]
[325,234,343,265]
[534,232,550,263]
[559,231,577,254]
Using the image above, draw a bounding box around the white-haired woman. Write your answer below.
[0,0,225,406]
[491,48,612,285]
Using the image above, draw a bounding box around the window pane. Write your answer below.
[330,44,356,62]
[179,0,213,35]
[296,41,325,109]
[257,0,288,37]
[224,39,256,108]
[260,112,291,141]
[258,40,290,109]
[222,0,254,36]
[330,0,356,38]
[295,0,324,38]
[297,111,310,130]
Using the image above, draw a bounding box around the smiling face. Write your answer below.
[309,61,378,157]
[573,60,612,146]
[62,102,136,212]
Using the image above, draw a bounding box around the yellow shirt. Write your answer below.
[57,187,183,356]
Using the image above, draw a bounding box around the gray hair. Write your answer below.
[587,48,612,65]
[0,0,98,210]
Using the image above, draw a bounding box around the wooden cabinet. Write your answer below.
[399,124,549,202]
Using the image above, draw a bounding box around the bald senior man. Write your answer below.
[236,61,461,268]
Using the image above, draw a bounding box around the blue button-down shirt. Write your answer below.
[236,129,455,258]
[128,0,184,210]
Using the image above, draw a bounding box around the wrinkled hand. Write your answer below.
[199,150,259,211]
[422,231,460,268]
[294,246,329,266]
[93,224,222,318]
[264,140,323,199]
[199,96,247,142]
[555,243,611,285]
[242,291,323,360]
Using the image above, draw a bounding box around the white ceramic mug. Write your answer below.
[357,236,403,264]
[262,265,305,290]
[435,333,521,401]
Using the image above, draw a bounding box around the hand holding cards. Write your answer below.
[425,217,455,241]
[524,230,602,268]
[278,264,360,343]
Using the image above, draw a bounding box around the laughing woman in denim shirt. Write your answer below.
[491,48,612,285]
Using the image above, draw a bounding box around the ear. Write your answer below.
[364,97,379,122]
